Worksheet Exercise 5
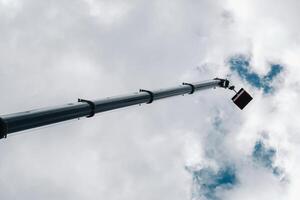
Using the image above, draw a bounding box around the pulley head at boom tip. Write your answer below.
[214,78,230,88]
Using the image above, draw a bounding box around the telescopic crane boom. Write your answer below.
[0,78,252,139]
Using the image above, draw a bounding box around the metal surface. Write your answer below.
[0,78,228,139]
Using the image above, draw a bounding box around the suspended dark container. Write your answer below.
[232,88,253,110]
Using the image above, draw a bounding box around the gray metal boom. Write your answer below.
[0,78,230,139]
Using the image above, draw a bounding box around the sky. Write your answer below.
[0,0,300,199]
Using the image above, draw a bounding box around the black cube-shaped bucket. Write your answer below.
[232,88,253,110]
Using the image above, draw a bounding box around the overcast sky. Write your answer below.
[0,0,299,199]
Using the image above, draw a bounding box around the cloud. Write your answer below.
[0,0,300,200]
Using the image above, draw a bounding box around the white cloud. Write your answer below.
[83,0,133,25]
[0,0,300,199]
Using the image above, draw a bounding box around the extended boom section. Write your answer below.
[0,78,230,139]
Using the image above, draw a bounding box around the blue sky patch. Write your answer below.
[253,140,276,169]
[252,140,283,177]
[188,166,237,200]
[229,55,283,94]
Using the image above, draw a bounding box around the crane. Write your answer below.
[0,78,252,139]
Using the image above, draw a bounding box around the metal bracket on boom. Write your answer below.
[182,82,195,94]
[139,89,154,104]
[78,98,96,118]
